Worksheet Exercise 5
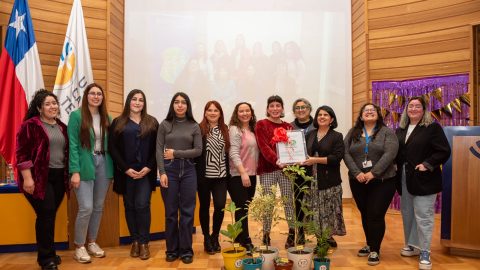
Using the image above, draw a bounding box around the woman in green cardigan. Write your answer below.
[68,83,113,264]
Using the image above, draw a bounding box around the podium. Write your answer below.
[441,126,480,257]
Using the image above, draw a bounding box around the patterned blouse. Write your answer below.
[205,126,227,178]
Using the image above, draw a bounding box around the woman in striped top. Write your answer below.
[196,101,230,254]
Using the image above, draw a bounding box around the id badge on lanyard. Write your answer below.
[362,127,373,169]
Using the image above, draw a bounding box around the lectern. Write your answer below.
[441,126,480,257]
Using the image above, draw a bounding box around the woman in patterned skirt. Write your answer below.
[195,101,230,254]
[303,105,346,248]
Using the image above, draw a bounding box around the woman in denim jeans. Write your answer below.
[68,83,113,263]
[395,96,450,270]
[156,92,202,264]
[109,89,159,260]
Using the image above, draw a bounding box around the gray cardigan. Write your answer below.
[344,125,398,180]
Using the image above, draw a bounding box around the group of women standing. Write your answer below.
[15,85,450,270]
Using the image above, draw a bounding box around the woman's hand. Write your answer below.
[276,159,287,168]
[415,164,427,171]
[125,168,140,179]
[160,174,168,188]
[164,149,174,160]
[70,173,81,189]
[23,177,35,194]
[363,172,375,184]
[240,172,251,187]
[302,156,315,166]
[138,167,151,178]
[356,172,366,183]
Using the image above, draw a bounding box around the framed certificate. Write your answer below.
[276,130,307,164]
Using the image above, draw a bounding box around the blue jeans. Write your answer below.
[401,165,437,251]
[124,176,152,244]
[74,155,111,245]
[161,159,197,258]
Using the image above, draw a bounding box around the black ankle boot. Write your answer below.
[262,232,271,246]
[285,228,295,249]
[327,236,337,248]
[204,235,215,255]
[211,234,221,253]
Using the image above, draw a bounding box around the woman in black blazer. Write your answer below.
[303,105,346,248]
[109,89,159,260]
[395,96,450,270]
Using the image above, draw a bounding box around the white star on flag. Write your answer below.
[8,9,26,38]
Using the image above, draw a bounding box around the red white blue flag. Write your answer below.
[0,0,44,166]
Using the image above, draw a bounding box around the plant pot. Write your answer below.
[222,247,247,270]
[243,257,263,270]
[313,257,330,270]
[254,247,279,270]
[286,247,313,270]
[274,259,293,270]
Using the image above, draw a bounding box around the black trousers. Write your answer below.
[349,177,396,253]
[197,176,227,236]
[24,168,65,266]
[227,175,257,245]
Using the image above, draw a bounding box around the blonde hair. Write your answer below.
[399,96,433,129]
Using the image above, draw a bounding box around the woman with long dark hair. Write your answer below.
[228,102,258,252]
[396,97,450,270]
[16,90,69,270]
[68,83,113,263]
[156,92,202,264]
[109,89,159,260]
[196,101,230,254]
[344,103,398,266]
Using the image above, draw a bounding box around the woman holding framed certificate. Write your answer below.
[254,95,295,249]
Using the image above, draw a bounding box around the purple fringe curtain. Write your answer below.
[372,74,469,213]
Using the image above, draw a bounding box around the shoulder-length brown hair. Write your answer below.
[113,89,158,137]
[199,101,230,151]
[80,83,110,150]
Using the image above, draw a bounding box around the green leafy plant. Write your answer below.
[282,164,314,249]
[220,201,245,252]
[248,184,281,253]
[305,221,331,261]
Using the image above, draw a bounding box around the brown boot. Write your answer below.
[130,241,139,257]
[139,243,150,260]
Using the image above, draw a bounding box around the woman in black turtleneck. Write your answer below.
[289,98,314,245]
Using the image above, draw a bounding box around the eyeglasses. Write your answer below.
[363,108,376,113]
[407,105,423,109]
[88,92,103,97]
[295,106,309,111]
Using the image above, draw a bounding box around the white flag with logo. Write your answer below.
[53,0,93,123]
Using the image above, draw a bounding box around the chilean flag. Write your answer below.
[0,0,44,167]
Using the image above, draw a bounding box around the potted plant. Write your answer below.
[308,225,331,270]
[247,184,281,270]
[282,165,314,270]
[221,201,247,270]
[274,257,294,270]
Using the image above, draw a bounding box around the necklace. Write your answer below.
[317,130,327,141]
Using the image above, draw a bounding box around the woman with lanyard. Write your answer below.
[344,103,398,266]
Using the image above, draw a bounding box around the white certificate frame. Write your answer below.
[276,130,307,164]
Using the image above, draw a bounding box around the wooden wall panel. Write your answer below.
[351,0,369,119]
[351,0,479,123]
[1,0,124,246]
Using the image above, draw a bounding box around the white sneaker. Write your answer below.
[74,246,92,263]
[401,246,420,257]
[87,242,106,258]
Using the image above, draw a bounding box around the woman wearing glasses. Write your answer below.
[395,97,450,270]
[289,98,314,245]
[68,83,113,263]
[344,103,398,266]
